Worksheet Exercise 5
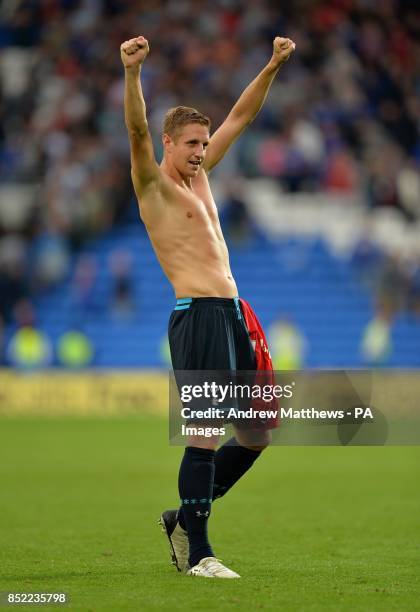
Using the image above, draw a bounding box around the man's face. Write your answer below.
[164,123,210,178]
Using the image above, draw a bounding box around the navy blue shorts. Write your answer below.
[168,297,256,371]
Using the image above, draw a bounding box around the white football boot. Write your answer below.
[158,510,189,573]
[187,557,240,578]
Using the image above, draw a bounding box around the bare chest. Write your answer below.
[172,181,220,228]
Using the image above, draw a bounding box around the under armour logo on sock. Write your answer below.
[181,498,212,505]
[196,510,209,517]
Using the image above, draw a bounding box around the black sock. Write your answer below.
[212,437,262,500]
[178,438,262,531]
[178,446,215,567]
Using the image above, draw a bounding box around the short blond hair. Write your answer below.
[163,106,211,139]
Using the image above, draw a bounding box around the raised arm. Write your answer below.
[121,36,160,198]
[203,37,296,173]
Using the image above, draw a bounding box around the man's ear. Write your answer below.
[162,133,172,147]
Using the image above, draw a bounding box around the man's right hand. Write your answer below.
[120,36,149,69]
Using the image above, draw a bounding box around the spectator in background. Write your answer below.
[108,249,135,319]
[364,142,404,212]
[7,300,52,369]
[70,253,98,315]
[0,234,28,322]
[57,329,94,369]
[360,308,392,365]
[396,159,420,221]
[30,230,70,292]
[269,315,307,370]
[351,236,384,291]
[323,146,359,194]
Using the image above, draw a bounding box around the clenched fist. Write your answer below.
[271,37,296,67]
[120,36,149,69]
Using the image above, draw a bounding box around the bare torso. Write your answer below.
[140,168,238,298]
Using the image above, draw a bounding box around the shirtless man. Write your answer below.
[121,34,295,578]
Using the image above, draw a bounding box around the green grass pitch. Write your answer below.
[0,416,419,611]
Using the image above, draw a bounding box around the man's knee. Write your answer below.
[187,434,219,450]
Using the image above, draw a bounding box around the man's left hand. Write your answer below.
[271,37,296,67]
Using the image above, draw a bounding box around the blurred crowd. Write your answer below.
[0,0,419,364]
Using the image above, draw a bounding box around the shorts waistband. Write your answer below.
[174,297,242,318]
